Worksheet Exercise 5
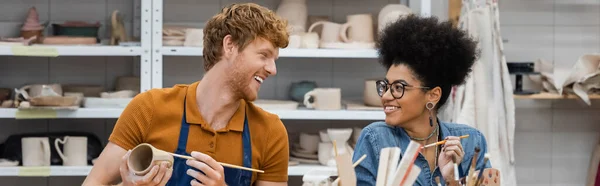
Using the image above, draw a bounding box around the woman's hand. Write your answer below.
[437,136,465,181]
[186,151,227,186]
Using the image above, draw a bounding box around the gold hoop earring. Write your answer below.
[426,102,435,127]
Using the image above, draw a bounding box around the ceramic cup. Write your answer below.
[299,133,320,153]
[288,34,302,48]
[303,88,341,110]
[128,143,174,176]
[22,137,51,166]
[340,14,375,43]
[308,21,343,43]
[54,136,88,166]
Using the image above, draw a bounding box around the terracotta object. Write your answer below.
[21,7,44,43]
[276,0,307,34]
[303,88,341,110]
[21,137,51,166]
[42,36,96,45]
[340,14,375,43]
[128,143,174,176]
[110,10,128,45]
[364,79,382,107]
[54,136,88,166]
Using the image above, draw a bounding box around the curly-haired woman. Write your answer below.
[352,15,492,185]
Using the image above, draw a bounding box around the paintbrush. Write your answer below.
[453,156,460,181]
[331,154,367,184]
[422,135,470,149]
[474,154,490,186]
[435,176,442,186]
[168,152,265,173]
[467,147,480,186]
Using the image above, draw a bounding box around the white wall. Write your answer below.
[0,0,599,185]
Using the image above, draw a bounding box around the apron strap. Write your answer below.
[242,112,252,168]
[176,97,190,152]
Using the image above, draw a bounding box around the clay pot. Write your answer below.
[364,79,382,107]
[276,0,307,34]
[20,30,43,43]
[127,143,174,176]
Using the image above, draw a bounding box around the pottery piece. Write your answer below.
[64,92,84,106]
[83,97,132,108]
[308,21,343,43]
[52,21,101,42]
[276,0,307,34]
[110,10,128,45]
[22,137,51,166]
[303,88,341,110]
[128,143,174,176]
[252,99,298,110]
[301,32,319,49]
[54,136,88,166]
[306,15,329,37]
[299,133,320,153]
[288,34,302,48]
[364,79,383,107]
[1,100,14,108]
[289,81,317,102]
[62,85,104,97]
[340,14,375,43]
[21,7,44,43]
[327,128,353,156]
[19,84,62,99]
[42,36,97,45]
[0,88,10,101]
[317,142,333,166]
[101,90,136,98]
[184,28,203,47]
[319,130,330,142]
[29,96,78,107]
[0,159,19,167]
[116,76,140,93]
[378,4,412,33]
[0,36,37,46]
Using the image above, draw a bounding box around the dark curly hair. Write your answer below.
[377,14,478,110]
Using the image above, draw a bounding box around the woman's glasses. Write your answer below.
[376,79,430,99]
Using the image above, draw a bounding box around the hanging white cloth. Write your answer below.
[440,1,517,185]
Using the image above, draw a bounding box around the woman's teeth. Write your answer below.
[254,76,264,83]
[385,106,398,111]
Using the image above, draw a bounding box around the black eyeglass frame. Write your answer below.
[375,79,431,99]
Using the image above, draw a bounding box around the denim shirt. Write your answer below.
[352,121,492,186]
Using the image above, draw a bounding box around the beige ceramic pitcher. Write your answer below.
[339,14,375,43]
[22,137,51,166]
[55,136,88,166]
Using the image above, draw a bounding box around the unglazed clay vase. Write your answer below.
[54,136,88,166]
[21,7,44,43]
[276,0,307,34]
[364,79,382,107]
[378,4,412,33]
[327,128,353,156]
[128,143,174,176]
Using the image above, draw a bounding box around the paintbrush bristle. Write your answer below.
[435,176,441,186]
[484,153,490,159]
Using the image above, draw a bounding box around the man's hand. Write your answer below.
[186,151,226,186]
[119,150,173,186]
[437,136,465,181]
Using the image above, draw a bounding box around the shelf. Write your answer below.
[0,108,124,119]
[0,165,330,176]
[0,45,144,57]
[161,47,378,58]
[513,92,600,100]
[0,108,383,120]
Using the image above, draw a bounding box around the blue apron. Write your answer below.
[166,98,253,186]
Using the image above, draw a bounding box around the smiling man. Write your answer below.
[83,3,290,186]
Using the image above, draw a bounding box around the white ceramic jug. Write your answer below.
[54,136,88,166]
[22,137,51,166]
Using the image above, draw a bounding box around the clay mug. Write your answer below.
[55,136,88,166]
[128,143,174,176]
[364,79,383,107]
[21,137,51,166]
[19,84,62,98]
[300,32,319,49]
[303,88,341,110]
[308,21,343,43]
[299,133,320,153]
[340,14,375,43]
